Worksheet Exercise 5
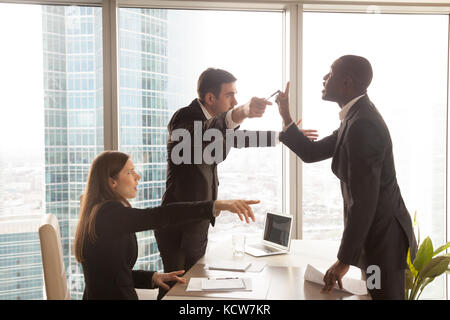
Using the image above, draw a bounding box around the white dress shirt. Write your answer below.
[338,94,366,122]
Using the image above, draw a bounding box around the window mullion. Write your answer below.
[285,3,302,240]
[446,13,450,301]
[102,0,119,151]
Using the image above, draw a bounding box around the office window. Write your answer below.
[118,8,283,271]
[302,12,448,299]
[0,3,103,300]
[118,8,170,273]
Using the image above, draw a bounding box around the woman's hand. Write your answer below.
[152,270,186,291]
[214,200,260,223]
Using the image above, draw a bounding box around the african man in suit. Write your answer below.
[276,55,417,299]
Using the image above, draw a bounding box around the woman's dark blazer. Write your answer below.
[81,199,214,300]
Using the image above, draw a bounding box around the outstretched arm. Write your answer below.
[96,199,260,236]
[231,97,272,124]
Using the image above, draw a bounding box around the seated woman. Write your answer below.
[74,150,258,300]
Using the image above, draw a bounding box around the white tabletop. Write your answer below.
[164,239,371,300]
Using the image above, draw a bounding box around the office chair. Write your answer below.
[38,214,71,300]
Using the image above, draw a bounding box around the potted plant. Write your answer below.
[405,212,450,300]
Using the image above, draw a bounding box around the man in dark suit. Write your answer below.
[276,55,417,299]
[154,68,278,298]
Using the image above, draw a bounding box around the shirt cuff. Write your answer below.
[151,272,157,288]
[274,132,280,145]
[225,109,240,129]
[226,102,250,129]
[213,202,221,217]
[282,121,294,132]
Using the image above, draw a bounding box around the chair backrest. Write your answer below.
[38,214,70,300]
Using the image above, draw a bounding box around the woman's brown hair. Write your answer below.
[74,151,131,263]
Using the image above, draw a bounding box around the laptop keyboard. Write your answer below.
[250,243,280,253]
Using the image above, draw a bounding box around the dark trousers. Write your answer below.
[364,267,406,300]
[155,222,209,300]
[362,216,410,300]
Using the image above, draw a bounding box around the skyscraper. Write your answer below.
[43,5,103,299]
[118,7,172,274]
[0,215,43,300]
[42,6,172,299]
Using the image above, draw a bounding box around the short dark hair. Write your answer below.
[338,55,373,92]
[197,68,237,100]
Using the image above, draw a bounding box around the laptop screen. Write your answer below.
[263,213,292,247]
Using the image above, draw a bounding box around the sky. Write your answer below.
[0,4,44,157]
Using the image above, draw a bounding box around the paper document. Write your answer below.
[206,261,251,272]
[304,264,368,296]
[201,278,245,291]
[187,278,253,292]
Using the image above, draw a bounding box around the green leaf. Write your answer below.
[405,269,414,290]
[419,256,450,279]
[413,237,434,272]
[419,277,434,290]
[407,248,418,276]
[433,241,450,257]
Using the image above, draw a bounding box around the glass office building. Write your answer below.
[0,7,278,299]
[44,7,171,299]
[43,6,104,299]
[118,8,173,275]
[0,216,44,300]
[0,5,178,300]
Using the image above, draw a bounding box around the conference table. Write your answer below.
[164,238,371,300]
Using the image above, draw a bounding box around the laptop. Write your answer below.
[245,212,293,257]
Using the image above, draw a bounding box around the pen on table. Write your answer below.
[207,277,239,280]
[266,90,280,101]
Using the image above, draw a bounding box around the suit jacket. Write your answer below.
[279,95,417,270]
[155,99,276,266]
[81,199,214,300]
